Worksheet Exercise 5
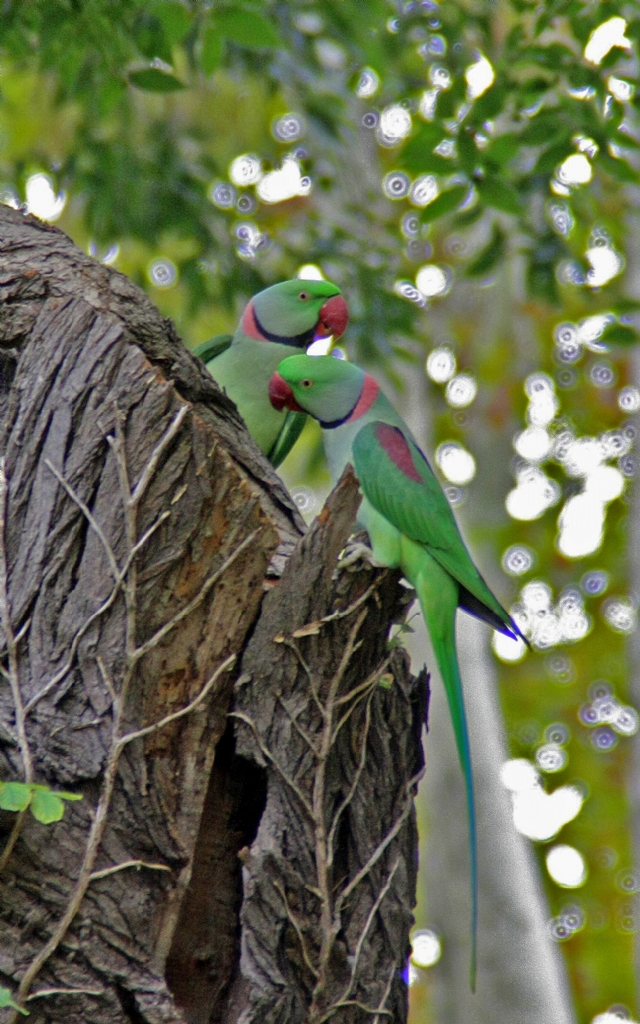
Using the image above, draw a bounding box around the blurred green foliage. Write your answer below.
[0,1,639,1021]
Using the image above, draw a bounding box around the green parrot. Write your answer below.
[194,279,348,467]
[269,354,527,988]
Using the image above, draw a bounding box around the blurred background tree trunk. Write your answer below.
[409,617,576,1024]
[392,338,576,1023]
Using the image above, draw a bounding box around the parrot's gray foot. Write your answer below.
[335,534,377,574]
[338,541,373,568]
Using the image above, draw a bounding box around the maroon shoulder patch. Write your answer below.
[375,424,422,483]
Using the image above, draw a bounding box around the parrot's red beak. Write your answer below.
[269,373,303,412]
[314,294,348,341]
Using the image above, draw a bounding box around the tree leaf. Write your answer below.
[612,299,640,315]
[0,781,32,812]
[409,150,456,174]
[0,987,28,1015]
[534,142,570,174]
[477,176,521,214]
[97,78,126,117]
[466,227,505,276]
[565,63,602,90]
[471,83,509,121]
[215,9,282,48]
[615,130,640,151]
[600,324,638,346]
[398,123,445,172]
[453,203,485,226]
[527,234,564,305]
[200,24,224,75]
[436,77,466,120]
[30,789,65,824]
[420,185,468,223]
[520,112,568,146]
[457,131,478,174]
[597,152,638,184]
[128,69,186,93]
[485,133,520,167]
[132,13,173,65]
[305,96,344,138]
[151,1,192,44]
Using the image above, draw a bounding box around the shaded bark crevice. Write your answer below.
[165,722,267,1024]
[0,206,425,1024]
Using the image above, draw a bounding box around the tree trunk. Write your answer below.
[389,300,576,1022]
[624,217,640,1001]
[0,208,426,1024]
[407,617,576,1024]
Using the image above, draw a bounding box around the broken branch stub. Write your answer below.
[229,470,428,1024]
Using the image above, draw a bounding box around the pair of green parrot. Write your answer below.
[196,279,525,988]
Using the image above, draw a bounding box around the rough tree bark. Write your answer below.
[0,207,426,1024]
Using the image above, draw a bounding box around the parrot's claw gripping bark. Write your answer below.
[335,537,375,574]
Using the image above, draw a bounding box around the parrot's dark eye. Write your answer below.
[297,290,310,301]
[301,379,313,388]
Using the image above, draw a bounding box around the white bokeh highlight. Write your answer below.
[608,76,634,102]
[435,441,476,485]
[377,104,412,145]
[506,466,560,521]
[25,173,66,222]
[556,432,627,558]
[416,264,450,298]
[492,630,528,663]
[585,240,624,288]
[514,427,552,463]
[465,54,495,99]
[297,263,324,280]
[505,370,631,559]
[557,153,592,187]
[501,581,592,653]
[592,1013,639,1024]
[546,845,588,888]
[411,929,442,968]
[356,67,380,99]
[410,174,439,207]
[257,157,311,204]
[501,759,584,842]
[419,88,439,121]
[584,17,631,65]
[445,373,477,408]
[426,347,456,383]
[229,154,263,187]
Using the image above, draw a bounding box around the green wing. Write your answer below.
[193,334,233,365]
[268,411,307,468]
[352,422,514,632]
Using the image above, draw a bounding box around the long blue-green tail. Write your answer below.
[410,550,478,991]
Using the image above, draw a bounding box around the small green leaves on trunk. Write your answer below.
[0,780,82,823]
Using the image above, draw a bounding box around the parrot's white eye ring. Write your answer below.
[298,290,310,301]
[301,379,314,388]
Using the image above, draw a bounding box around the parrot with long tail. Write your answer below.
[269,353,528,988]
[194,280,348,466]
